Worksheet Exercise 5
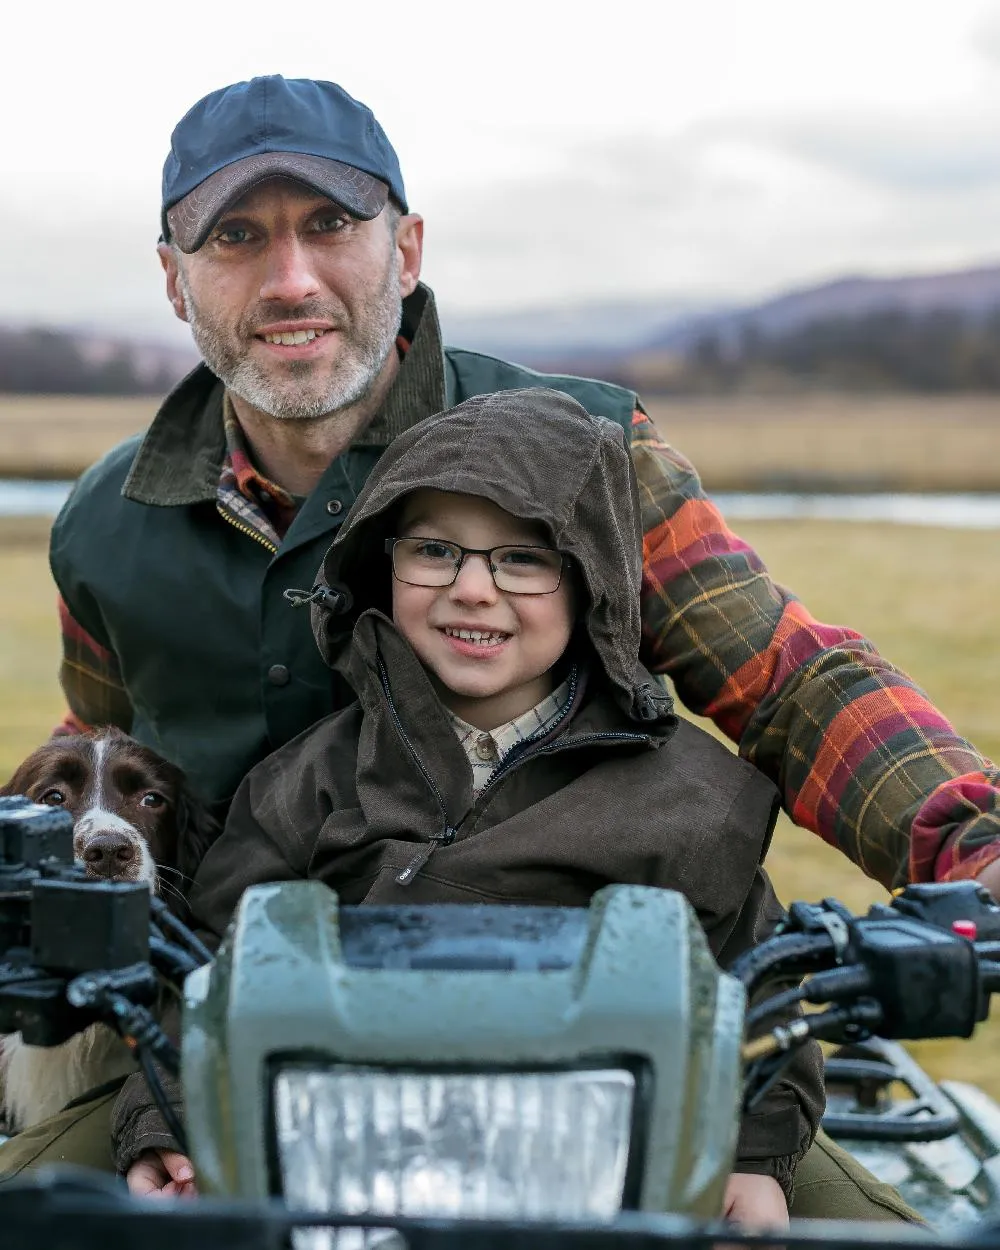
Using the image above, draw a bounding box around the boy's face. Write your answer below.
[391,490,576,731]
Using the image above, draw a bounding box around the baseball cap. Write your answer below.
[161,75,408,253]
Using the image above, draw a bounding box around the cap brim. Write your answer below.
[164,152,390,253]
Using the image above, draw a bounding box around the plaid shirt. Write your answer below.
[449,677,573,796]
[55,381,1000,892]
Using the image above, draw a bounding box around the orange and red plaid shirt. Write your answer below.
[55,408,1000,890]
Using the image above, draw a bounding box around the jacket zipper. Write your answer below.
[375,659,458,885]
[216,504,278,554]
[380,657,650,886]
[415,729,649,885]
[476,730,650,807]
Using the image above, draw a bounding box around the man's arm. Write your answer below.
[52,595,133,736]
[630,411,1000,889]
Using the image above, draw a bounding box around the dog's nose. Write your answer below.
[81,834,137,878]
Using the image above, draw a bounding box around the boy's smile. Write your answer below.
[391,490,576,731]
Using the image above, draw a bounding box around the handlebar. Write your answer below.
[739,880,1000,1110]
[4,795,1000,1160]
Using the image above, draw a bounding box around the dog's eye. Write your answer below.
[139,792,165,809]
[38,789,65,806]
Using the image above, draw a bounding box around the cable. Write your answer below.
[149,897,215,967]
[747,963,875,1033]
[745,985,808,1031]
[149,935,200,982]
[743,1000,884,1111]
[729,931,835,996]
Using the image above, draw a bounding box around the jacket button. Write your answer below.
[267,664,291,687]
[326,499,343,515]
[475,734,498,762]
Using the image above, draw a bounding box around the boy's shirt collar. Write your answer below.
[448,677,573,796]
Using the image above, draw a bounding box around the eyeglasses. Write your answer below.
[385,537,566,595]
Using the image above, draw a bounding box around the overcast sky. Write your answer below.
[4,0,1000,341]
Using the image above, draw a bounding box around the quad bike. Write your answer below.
[2,793,1000,1250]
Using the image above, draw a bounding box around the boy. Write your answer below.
[120,388,823,1224]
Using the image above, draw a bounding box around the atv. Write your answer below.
[1,793,1000,1249]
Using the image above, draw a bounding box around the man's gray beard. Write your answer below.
[176,254,401,421]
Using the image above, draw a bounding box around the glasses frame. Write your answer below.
[384,536,567,595]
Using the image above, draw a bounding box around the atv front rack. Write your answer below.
[0,1172,996,1250]
[823,1037,961,1142]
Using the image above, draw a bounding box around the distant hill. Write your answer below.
[440,297,724,365]
[0,325,197,395]
[443,264,1000,394]
[8,261,1000,395]
[657,264,1000,353]
[443,264,1000,365]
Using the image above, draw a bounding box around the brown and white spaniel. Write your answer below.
[0,728,217,1130]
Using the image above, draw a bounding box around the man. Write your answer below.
[11,74,997,1214]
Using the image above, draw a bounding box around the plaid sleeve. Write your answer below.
[631,410,1000,889]
[55,595,133,736]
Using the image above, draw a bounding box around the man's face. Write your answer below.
[163,180,411,420]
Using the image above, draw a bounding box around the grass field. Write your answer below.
[644,392,1000,492]
[0,395,156,478]
[2,392,1000,489]
[1,510,998,1096]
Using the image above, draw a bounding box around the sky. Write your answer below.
[4,0,1000,341]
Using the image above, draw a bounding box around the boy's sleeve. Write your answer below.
[714,868,826,1208]
[630,410,1000,889]
[187,760,307,940]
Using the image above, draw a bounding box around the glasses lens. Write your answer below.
[492,547,563,594]
[392,538,460,586]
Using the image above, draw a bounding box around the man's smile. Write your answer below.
[253,322,338,359]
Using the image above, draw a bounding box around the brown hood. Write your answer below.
[310,388,674,725]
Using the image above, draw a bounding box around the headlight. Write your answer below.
[274,1065,635,1246]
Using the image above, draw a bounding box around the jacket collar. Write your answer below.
[122,283,448,507]
[341,610,667,832]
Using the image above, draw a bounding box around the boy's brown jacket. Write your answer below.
[113,390,824,1198]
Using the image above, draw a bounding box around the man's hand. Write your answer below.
[126,1149,198,1199]
[723,1172,789,1229]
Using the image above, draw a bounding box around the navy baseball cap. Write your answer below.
[161,75,408,253]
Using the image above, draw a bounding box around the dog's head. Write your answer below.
[0,729,217,899]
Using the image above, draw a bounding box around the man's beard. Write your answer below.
[176,252,402,421]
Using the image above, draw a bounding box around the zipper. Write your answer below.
[377,658,651,888]
[375,658,458,885]
[477,665,583,795]
[216,504,278,553]
[476,729,650,807]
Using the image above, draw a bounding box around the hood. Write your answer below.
[309,387,673,725]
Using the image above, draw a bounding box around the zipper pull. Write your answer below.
[396,827,457,886]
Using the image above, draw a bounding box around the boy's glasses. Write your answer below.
[385,537,566,595]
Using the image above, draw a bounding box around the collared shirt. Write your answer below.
[54,284,1000,889]
[449,678,572,796]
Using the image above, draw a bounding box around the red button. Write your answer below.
[952,919,978,940]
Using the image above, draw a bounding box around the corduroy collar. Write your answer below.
[122,282,447,506]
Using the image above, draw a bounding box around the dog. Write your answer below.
[0,728,217,1130]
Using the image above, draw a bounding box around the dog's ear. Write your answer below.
[0,759,33,797]
[174,788,221,885]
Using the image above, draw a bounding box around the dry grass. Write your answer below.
[0,395,155,478]
[645,393,1000,492]
[2,392,1000,489]
[1,515,999,1096]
